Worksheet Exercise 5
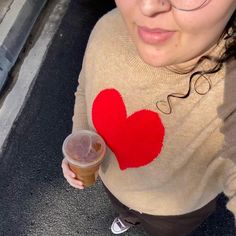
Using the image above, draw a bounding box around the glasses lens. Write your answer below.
[171,0,207,11]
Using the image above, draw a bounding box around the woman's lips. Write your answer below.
[137,26,175,44]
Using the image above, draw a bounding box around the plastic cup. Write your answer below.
[62,130,106,187]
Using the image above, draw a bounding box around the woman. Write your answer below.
[62,0,236,235]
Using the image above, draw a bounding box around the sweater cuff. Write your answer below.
[223,162,236,219]
[226,195,236,217]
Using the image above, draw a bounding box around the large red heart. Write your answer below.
[92,89,165,170]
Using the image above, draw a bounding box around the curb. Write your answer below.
[0,0,70,155]
[0,0,47,91]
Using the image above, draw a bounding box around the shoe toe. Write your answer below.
[111,217,130,234]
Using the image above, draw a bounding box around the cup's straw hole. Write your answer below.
[92,142,102,152]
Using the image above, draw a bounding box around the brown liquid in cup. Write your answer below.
[63,131,106,187]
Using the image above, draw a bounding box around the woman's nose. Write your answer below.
[139,0,171,17]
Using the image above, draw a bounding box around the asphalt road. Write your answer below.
[0,1,235,236]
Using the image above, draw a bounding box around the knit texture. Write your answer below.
[72,9,236,216]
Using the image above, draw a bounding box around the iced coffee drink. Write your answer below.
[62,130,106,187]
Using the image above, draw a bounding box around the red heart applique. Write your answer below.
[92,89,165,170]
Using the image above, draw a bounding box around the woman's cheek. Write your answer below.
[173,12,206,34]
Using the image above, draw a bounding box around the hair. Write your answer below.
[156,10,236,114]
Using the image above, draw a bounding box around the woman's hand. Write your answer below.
[61,158,84,189]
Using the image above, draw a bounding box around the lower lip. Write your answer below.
[137,27,175,44]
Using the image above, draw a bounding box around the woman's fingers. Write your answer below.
[67,180,84,190]
[61,158,84,189]
[65,175,84,188]
[61,158,76,178]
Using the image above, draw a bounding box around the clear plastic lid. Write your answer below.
[62,130,106,168]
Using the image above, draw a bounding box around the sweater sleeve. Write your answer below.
[71,12,108,133]
[220,60,236,218]
[72,64,89,133]
[222,109,236,218]
[71,11,116,133]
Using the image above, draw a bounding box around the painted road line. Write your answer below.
[0,0,70,155]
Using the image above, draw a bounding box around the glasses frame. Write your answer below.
[169,0,209,11]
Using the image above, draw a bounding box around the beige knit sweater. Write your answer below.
[72,9,236,216]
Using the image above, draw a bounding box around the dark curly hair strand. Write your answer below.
[156,10,236,114]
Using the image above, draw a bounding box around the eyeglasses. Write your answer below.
[168,0,209,11]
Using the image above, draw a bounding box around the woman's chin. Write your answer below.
[139,53,174,68]
[136,47,175,67]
